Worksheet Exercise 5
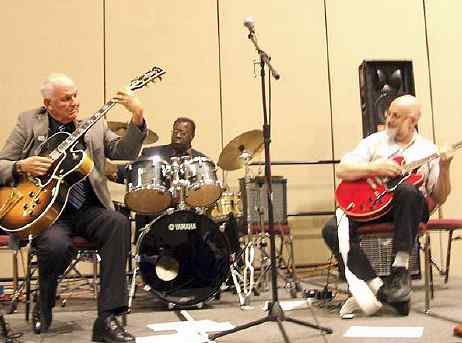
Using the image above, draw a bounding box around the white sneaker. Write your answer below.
[340,296,382,317]
[340,297,360,317]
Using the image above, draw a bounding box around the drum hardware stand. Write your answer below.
[250,178,302,298]
[254,184,271,292]
[237,149,259,305]
[170,157,189,210]
[128,217,164,312]
[209,20,332,342]
[230,240,255,307]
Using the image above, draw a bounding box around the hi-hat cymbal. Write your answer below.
[108,121,159,144]
[218,129,264,171]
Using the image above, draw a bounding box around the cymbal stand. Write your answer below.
[238,150,256,306]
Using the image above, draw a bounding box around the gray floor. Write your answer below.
[2,272,462,343]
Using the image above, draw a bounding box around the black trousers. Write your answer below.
[34,204,131,316]
[322,183,430,281]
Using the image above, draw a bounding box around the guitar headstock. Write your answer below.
[128,66,166,91]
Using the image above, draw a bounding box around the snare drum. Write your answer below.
[183,157,222,208]
[209,192,242,222]
[125,158,172,214]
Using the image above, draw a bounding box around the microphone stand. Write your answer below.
[209,29,332,343]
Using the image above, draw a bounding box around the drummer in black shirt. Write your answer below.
[115,116,207,180]
[142,117,207,160]
[114,117,208,235]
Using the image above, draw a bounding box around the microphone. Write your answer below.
[243,16,255,34]
[243,16,280,80]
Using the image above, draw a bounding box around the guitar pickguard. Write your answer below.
[34,132,85,186]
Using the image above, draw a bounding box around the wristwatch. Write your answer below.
[13,161,23,175]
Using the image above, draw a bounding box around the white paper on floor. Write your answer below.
[147,319,234,332]
[344,326,424,338]
[136,320,234,343]
[136,331,209,343]
[262,300,308,311]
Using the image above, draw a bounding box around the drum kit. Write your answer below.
[108,122,273,309]
[124,155,223,214]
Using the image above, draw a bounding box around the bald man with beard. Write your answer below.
[322,95,455,317]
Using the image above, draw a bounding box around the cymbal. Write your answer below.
[218,129,264,171]
[108,121,159,144]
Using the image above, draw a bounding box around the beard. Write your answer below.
[385,124,398,140]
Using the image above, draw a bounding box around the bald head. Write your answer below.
[389,95,421,121]
[385,95,421,144]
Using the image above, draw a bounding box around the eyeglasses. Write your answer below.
[384,111,405,120]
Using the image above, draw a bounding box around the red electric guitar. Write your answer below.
[336,141,462,221]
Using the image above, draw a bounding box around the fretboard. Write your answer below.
[403,140,462,173]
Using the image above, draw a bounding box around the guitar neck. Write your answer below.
[403,140,462,173]
[46,65,166,161]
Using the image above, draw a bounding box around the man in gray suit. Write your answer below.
[0,73,146,342]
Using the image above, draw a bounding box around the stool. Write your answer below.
[0,236,19,296]
[0,235,30,314]
[426,218,462,283]
[0,235,27,307]
[25,236,100,333]
[56,236,100,307]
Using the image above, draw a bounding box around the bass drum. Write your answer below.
[136,209,230,306]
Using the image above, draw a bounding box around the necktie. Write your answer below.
[67,179,89,210]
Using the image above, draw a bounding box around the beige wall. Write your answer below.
[0,1,461,278]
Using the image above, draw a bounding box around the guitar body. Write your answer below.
[0,132,94,238]
[336,156,424,221]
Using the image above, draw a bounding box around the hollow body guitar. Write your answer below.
[0,134,93,239]
[336,140,462,222]
[0,66,166,238]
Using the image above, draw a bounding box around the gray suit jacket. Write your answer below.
[0,107,146,209]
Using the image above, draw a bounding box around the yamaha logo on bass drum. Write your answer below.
[168,222,197,231]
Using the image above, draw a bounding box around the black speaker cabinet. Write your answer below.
[239,176,287,225]
[359,60,415,137]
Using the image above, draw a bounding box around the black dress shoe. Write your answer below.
[383,267,412,303]
[388,300,411,316]
[32,299,53,334]
[92,315,135,343]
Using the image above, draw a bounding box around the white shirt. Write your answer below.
[341,131,439,197]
